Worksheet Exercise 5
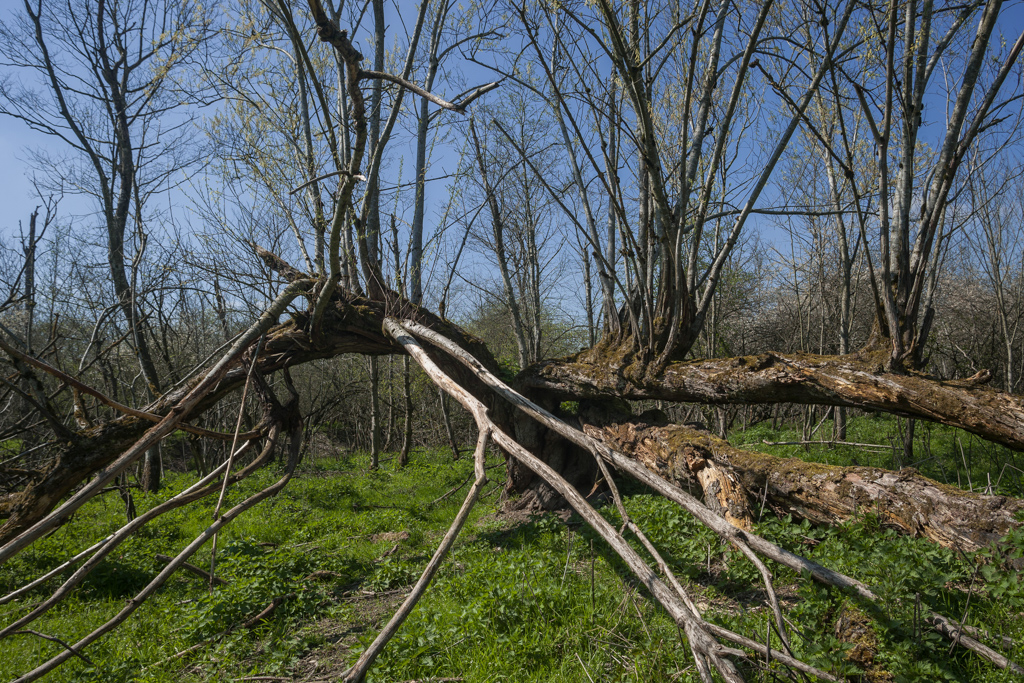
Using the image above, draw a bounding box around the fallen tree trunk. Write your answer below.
[580,409,1023,552]
[506,348,1024,551]
[393,319,1024,675]
[524,347,1024,451]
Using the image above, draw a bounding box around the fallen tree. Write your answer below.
[582,409,1024,552]
[0,276,494,545]
[524,347,1024,451]
[4,280,1023,680]
[385,318,1024,677]
[3,0,1024,680]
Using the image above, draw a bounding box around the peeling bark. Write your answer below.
[583,413,1022,552]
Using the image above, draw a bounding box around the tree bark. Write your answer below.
[524,347,1024,450]
[581,411,1022,552]
[369,356,381,469]
[398,355,413,467]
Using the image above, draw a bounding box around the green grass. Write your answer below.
[731,413,1024,497]
[1,436,1023,682]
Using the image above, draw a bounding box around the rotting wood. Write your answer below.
[587,417,1023,552]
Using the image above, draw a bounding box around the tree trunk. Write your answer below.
[523,346,1024,450]
[504,386,1022,552]
[438,387,460,460]
[398,355,412,467]
[140,445,161,494]
[581,412,1022,552]
[369,357,381,469]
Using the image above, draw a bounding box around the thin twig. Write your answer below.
[289,169,366,195]
[154,554,227,586]
[210,335,266,588]
[9,630,94,665]
[0,337,258,441]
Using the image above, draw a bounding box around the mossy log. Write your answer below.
[581,413,1023,552]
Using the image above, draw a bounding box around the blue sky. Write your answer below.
[3,1,1024,250]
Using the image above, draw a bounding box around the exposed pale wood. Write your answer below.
[591,419,1022,552]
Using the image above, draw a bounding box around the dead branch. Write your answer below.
[0,534,113,606]
[0,278,312,556]
[9,418,302,683]
[0,439,261,639]
[158,592,297,666]
[243,593,296,629]
[342,319,491,682]
[358,70,499,112]
[756,440,890,450]
[524,350,1024,452]
[387,319,843,683]
[154,554,227,586]
[0,336,261,441]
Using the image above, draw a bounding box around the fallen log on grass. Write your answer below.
[584,413,1023,552]
[524,347,1024,451]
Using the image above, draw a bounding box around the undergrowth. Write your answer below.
[0,430,1022,682]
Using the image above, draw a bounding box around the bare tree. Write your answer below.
[967,161,1024,392]
[0,0,213,490]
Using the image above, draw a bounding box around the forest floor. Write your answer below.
[1,415,1023,682]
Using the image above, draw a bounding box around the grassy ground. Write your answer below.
[730,412,1024,497]
[1,422,1023,682]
